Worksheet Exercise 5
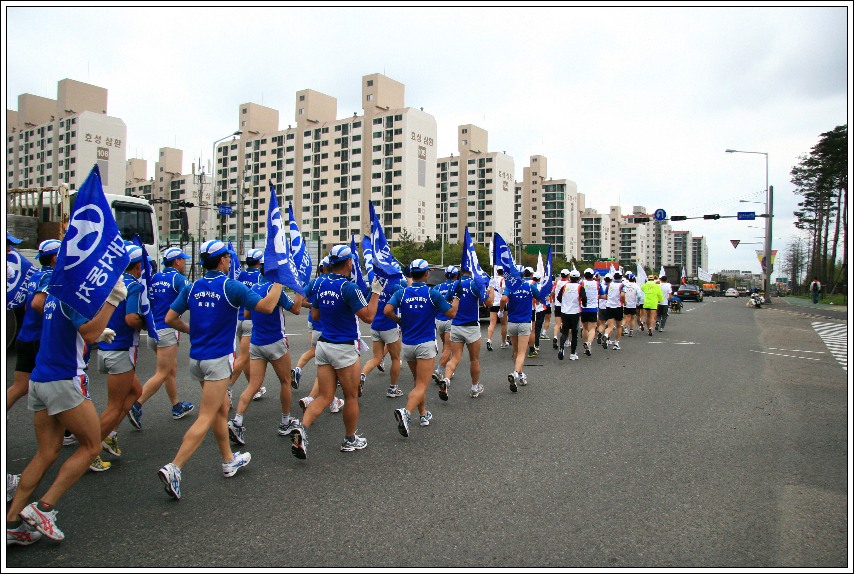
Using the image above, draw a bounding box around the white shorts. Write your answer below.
[250,338,289,362]
[97,348,138,375]
[146,328,180,350]
[188,354,234,382]
[371,327,400,344]
[401,341,438,362]
[315,340,360,370]
[507,322,533,338]
[450,325,481,344]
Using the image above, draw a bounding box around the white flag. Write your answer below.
[659,266,666,278]
[636,262,648,285]
[536,251,545,279]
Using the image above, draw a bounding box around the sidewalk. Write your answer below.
[777,296,848,313]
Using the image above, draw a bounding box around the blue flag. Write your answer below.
[361,234,375,283]
[349,235,369,295]
[462,228,489,303]
[226,241,239,280]
[492,232,521,281]
[49,164,130,319]
[6,248,37,310]
[286,199,312,286]
[538,246,553,301]
[263,183,304,292]
[132,235,159,341]
[368,201,403,280]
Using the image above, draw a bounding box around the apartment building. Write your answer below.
[580,208,610,261]
[6,79,126,196]
[611,205,652,267]
[514,155,583,261]
[435,124,514,246]
[691,236,709,278]
[672,230,693,277]
[210,73,438,249]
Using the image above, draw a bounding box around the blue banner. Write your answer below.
[49,164,130,319]
[538,246,553,301]
[132,235,159,341]
[286,199,312,286]
[462,228,489,303]
[492,232,521,281]
[361,234,375,283]
[263,183,304,292]
[368,201,403,280]
[6,249,37,310]
[349,235,369,296]
[227,241,239,280]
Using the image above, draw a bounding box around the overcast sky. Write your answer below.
[5,3,850,277]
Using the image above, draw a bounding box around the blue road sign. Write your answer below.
[218,205,233,215]
[737,211,756,221]
[654,209,667,221]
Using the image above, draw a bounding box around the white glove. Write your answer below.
[370,276,386,295]
[96,328,116,344]
[497,310,503,318]
[106,278,128,307]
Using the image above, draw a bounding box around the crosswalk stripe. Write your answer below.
[811,322,848,371]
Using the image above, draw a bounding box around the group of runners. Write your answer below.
[5,229,675,546]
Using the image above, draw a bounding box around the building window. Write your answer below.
[366,94,373,101]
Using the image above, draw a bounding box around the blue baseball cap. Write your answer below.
[38,239,62,256]
[163,247,189,262]
[445,265,460,278]
[125,244,144,263]
[246,248,263,262]
[200,240,228,258]
[6,232,23,245]
[328,244,352,264]
[321,256,330,267]
[410,258,429,273]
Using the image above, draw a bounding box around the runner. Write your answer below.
[551,269,570,349]
[6,278,127,543]
[226,250,263,405]
[127,247,193,429]
[656,275,673,332]
[360,275,405,399]
[432,265,459,384]
[228,259,304,446]
[641,274,665,338]
[623,272,640,337]
[157,240,284,500]
[556,269,583,360]
[503,265,545,391]
[485,267,507,352]
[601,272,626,350]
[290,245,385,459]
[579,269,600,357]
[386,259,459,438]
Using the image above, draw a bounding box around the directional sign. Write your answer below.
[730,240,741,248]
[654,209,667,221]
[218,205,233,216]
[737,211,756,221]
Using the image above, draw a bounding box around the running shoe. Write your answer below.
[329,397,345,413]
[629,330,634,337]
[486,340,493,351]
[648,329,653,337]
[470,383,485,398]
[386,385,403,398]
[291,424,308,459]
[277,418,301,436]
[158,463,182,500]
[222,451,251,478]
[601,336,609,350]
[508,372,518,393]
[102,434,121,457]
[291,367,301,389]
[171,401,194,420]
[438,377,450,401]
[228,420,246,446]
[639,321,645,332]
[654,322,660,332]
[6,474,19,502]
[527,348,539,358]
[252,386,267,400]
[584,342,592,356]
[127,403,143,430]
[20,503,64,541]
[541,330,550,339]
[298,396,314,412]
[89,456,111,472]
[377,358,386,373]
[613,341,621,350]
[569,353,579,361]
[340,434,368,452]
[359,373,366,397]
[394,407,411,437]
[62,432,77,446]
[419,411,433,427]
[553,338,559,350]
[596,332,602,344]
[432,369,444,384]
[558,347,565,360]
[500,342,510,349]
[518,373,528,386]
[6,521,42,546]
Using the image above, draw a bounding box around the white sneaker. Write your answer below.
[298,396,314,412]
[62,433,77,446]
[252,386,267,401]
[222,451,251,477]
[329,397,345,413]
[613,342,621,350]
[569,353,579,360]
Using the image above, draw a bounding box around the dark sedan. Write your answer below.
[676,284,704,302]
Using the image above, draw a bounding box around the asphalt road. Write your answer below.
[4,298,849,568]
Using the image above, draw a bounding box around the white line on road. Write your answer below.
[750,350,822,361]
[767,348,826,354]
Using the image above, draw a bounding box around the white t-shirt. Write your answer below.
[659,282,673,303]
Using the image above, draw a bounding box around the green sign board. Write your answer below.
[524,244,550,255]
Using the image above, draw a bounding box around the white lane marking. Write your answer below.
[750,350,821,362]
[812,322,848,371]
[767,348,825,354]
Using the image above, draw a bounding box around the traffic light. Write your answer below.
[703,214,720,220]
[632,217,650,223]
[670,215,687,221]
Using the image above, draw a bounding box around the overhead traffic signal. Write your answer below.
[703,214,720,220]
[670,215,687,221]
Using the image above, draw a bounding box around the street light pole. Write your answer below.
[211,130,242,243]
[726,149,772,304]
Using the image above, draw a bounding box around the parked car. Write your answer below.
[725,288,739,298]
[677,284,704,302]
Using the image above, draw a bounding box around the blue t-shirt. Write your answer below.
[503,278,542,324]
[370,277,405,332]
[387,282,451,346]
[312,273,369,344]
[249,280,295,346]
[100,272,143,350]
[31,295,89,382]
[150,267,190,330]
[18,266,53,343]
[237,268,261,316]
[303,276,324,333]
[171,271,262,360]
[433,279,456,320]
[451,277,485,326]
